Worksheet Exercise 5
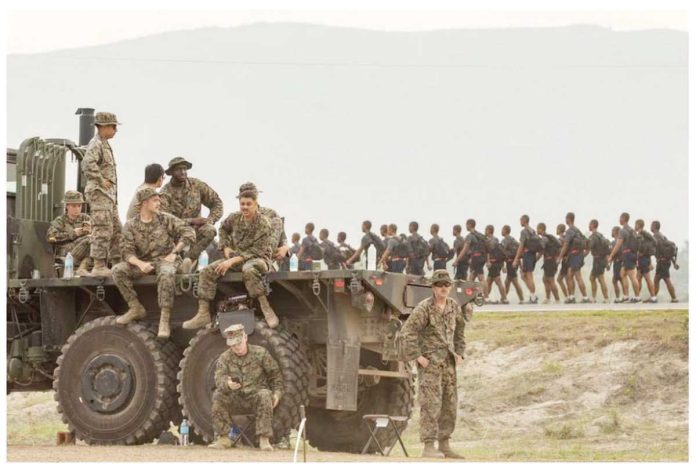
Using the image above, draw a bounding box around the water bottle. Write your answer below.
[63,253,74,279]
[228,424,240,442]
[180,419,189,446]
[289,253,299,272]
[366,245,376,271]
[197,250,208,272]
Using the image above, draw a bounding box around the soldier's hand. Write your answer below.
[102,179,113,190]
[416,356,430,368]
[512,260,519,268]
[138,261,155,274]
[163,252,177,263]
[275,245,289,261]
[223,247,234,259]
[190,217,208,226]
[272,394,280,408]
[215,258,235,276]
[73,228,84,237]
[455,354,464,365]
[227,378,241,391]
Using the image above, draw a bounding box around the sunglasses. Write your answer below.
[433,282,451,288]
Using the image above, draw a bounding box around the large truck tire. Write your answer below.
[53,316,176,445]
[306,375,415,453]
[178,321,310,443]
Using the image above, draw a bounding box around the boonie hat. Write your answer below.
[62,190,85,204]
[136,187,159,203]
[95,112,121,126]
[224,324,246,346]
[165,157,193,175]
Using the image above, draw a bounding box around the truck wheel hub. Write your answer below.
[81,354,133,413]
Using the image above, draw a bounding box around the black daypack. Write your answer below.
[367,232,386,259]
[524,228,542,253]
[410,235,430,258]
[502,236,519,259]
[322,241,343,265]
[489,238,506,262]
[432,237,450,258]
[656,238,677,259]
[393,234,411,258]
[307,238,324,260]
[570,229,588,250]
[591,232,611,257]
[622,226,640,252]
[471,231,488,254]
[637,231,656,257]
[544,234,561,257]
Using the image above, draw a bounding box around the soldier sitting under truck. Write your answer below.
[46,190,93,276]
[184,184,279,330]
[209,324,284,451]
[112,187,196,338]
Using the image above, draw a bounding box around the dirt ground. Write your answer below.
[6,309,688,462]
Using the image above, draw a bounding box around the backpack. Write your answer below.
[470,231,488,254]
[489,238,506,263]
[410,235,430,258]
[622,226,640,252]
[307,238,324,260]
[393,234,411,258]
[367,232,386,259]
[591,232,611,257]
[544,234,561,257]
[322,240,342,265]
[432,237,450,258]
[524,228,542,253]
[338,242,356,262]
[656,238,677,260]
[637,231,656,257]
[569,228,587,250]
[502,236,519,259]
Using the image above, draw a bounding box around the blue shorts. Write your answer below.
[637,255,651,275]
[622,251,637,270]
[470,254,485,276]
[655,259,671,279]
[612,261,622,282]
[505,260,518,279]
[568,251,584,272]
[522,251,537,273]
[454,261,469,280]
[387,259,406,273]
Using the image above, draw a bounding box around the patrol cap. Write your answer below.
[224,324,246,346]
[165,156,193,175]
[236,181,263,199]
[136,187,159,203]
[430,269,453,286]
[62,190,85,204]
[95,112,121,126]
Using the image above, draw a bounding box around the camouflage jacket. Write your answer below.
[219,211,273,263]
[81,135,117,203]
[125,183,150,221]
[214,345,284,400]
[47,213,92,255]
[398,296,466,364]
[120,212,195,262]
[259,205,287,249]
[160,177,223,224]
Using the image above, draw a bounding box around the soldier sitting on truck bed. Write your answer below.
[47,190,93,276]
[159,157,223,274]
[184,186,279,329]
[112,187,196,339]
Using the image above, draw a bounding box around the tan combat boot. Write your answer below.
[257,296,279,329]
[180,257,195,274]
[438,439,464,459]
[208,436,233,449]
[421,441,445,459]
[158,307,172,339]
[116,300,147,325]
[90,259,112,277]
[259,436,274,451]
[75,257,92,277]
[182,300,211,329]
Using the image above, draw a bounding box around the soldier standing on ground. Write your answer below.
[609,226,624,301]
[379,224,407,273]
[398,270,465,459]
[429,224,451,271]
[47,190,93,276]
[651,220,680,302]
[608,212,641,303]
[555,224,570,300]
[81,111,122,277]
[536,222,561,304]
[484,225,509,304]
[500,225,524,303]
[126,163,165,220]
[453,219,487,283]
[451,225,469,281]
[587,219,610,303]
[185,187,279,329]
[319,228,343,269]
[634,219,658,303]
[406,221,431,275]
[209,324,283,451]
[511,215,539,304]
[112,188,195,339]
[557,212,590,304]
[159,157,223,273]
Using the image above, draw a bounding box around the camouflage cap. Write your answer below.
[136,187,159,203]
[224,324,246,345]
[62,190,85,204]
[236,181,262,199]
[95,112,121,126]
[165,156,193,175]
[430,269,453,285]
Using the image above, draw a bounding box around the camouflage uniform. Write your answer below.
[212,344,284,438]
[399,296,466,443]
[160,177,223,260]
[112,212,195,309]
[198,211,273,301]
[47,213,92,264]
[259,206,287,252]
[82,131,122,261]
[125,182,150,220]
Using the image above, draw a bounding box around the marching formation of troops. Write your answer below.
[45,111,679,457]
[290,213,681,305]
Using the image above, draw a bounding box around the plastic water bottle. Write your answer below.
[180,419,189,446]
[197,250,208,272]
[63,253,74,279]
[366,245,376,271]
[228,424,240,441]
[289,253,299,272]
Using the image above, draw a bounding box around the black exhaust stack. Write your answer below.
[75,108,95,146]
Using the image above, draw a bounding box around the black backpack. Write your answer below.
[393,234,411,258]
[367,232,386,259]
[656,238,677,259]
[410,235,430,258]
[322,241,342,265]
[471,231,488,254]
[489,238,506,262]
[502,236,519,259]
[432,237,450,258]
[571,229,588,250]
[591,232,611,257]
[307,238,324,260]
[524,228,542,253]
[637,231,656,257]
[544,234,561,257]
[622,226,640,252]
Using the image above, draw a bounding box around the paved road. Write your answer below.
[474,302,688,313]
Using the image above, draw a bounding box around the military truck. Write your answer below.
[6,109,484,452]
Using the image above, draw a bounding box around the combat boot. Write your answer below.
[90,259,112,277]
[182,300,211,329]
[208,436,233,449]
[259,436,274,451]
[75,257,92,277]
[116,300,147,325]
[438,439,464,459]
[257,296,279,329]
[180,257,195,274]
[158,307,172,339]
[421,441,445,458]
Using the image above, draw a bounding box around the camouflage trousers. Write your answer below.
[212,389,274,438]
[417,356,458,442]
[112,258,181,309]
[56,236,91,265]
[198,258,269,301]
[187,223,216,261]
[86,191,122,261]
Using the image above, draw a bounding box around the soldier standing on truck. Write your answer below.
[47,190,93,276]
[398,270,465,459]
[159,157,223,273]
[297,223,322,271]
[651,220,680,302]
[336,231,356,269]
[81,111,122,277]
[126,163,165,220]
[112,188,195,339]
[209,324,284,451]
[185,186,279,329]
[608,212,642,303]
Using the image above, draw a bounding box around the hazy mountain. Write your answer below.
[7,23,688,259]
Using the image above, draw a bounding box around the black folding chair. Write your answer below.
[361,414,409,457]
